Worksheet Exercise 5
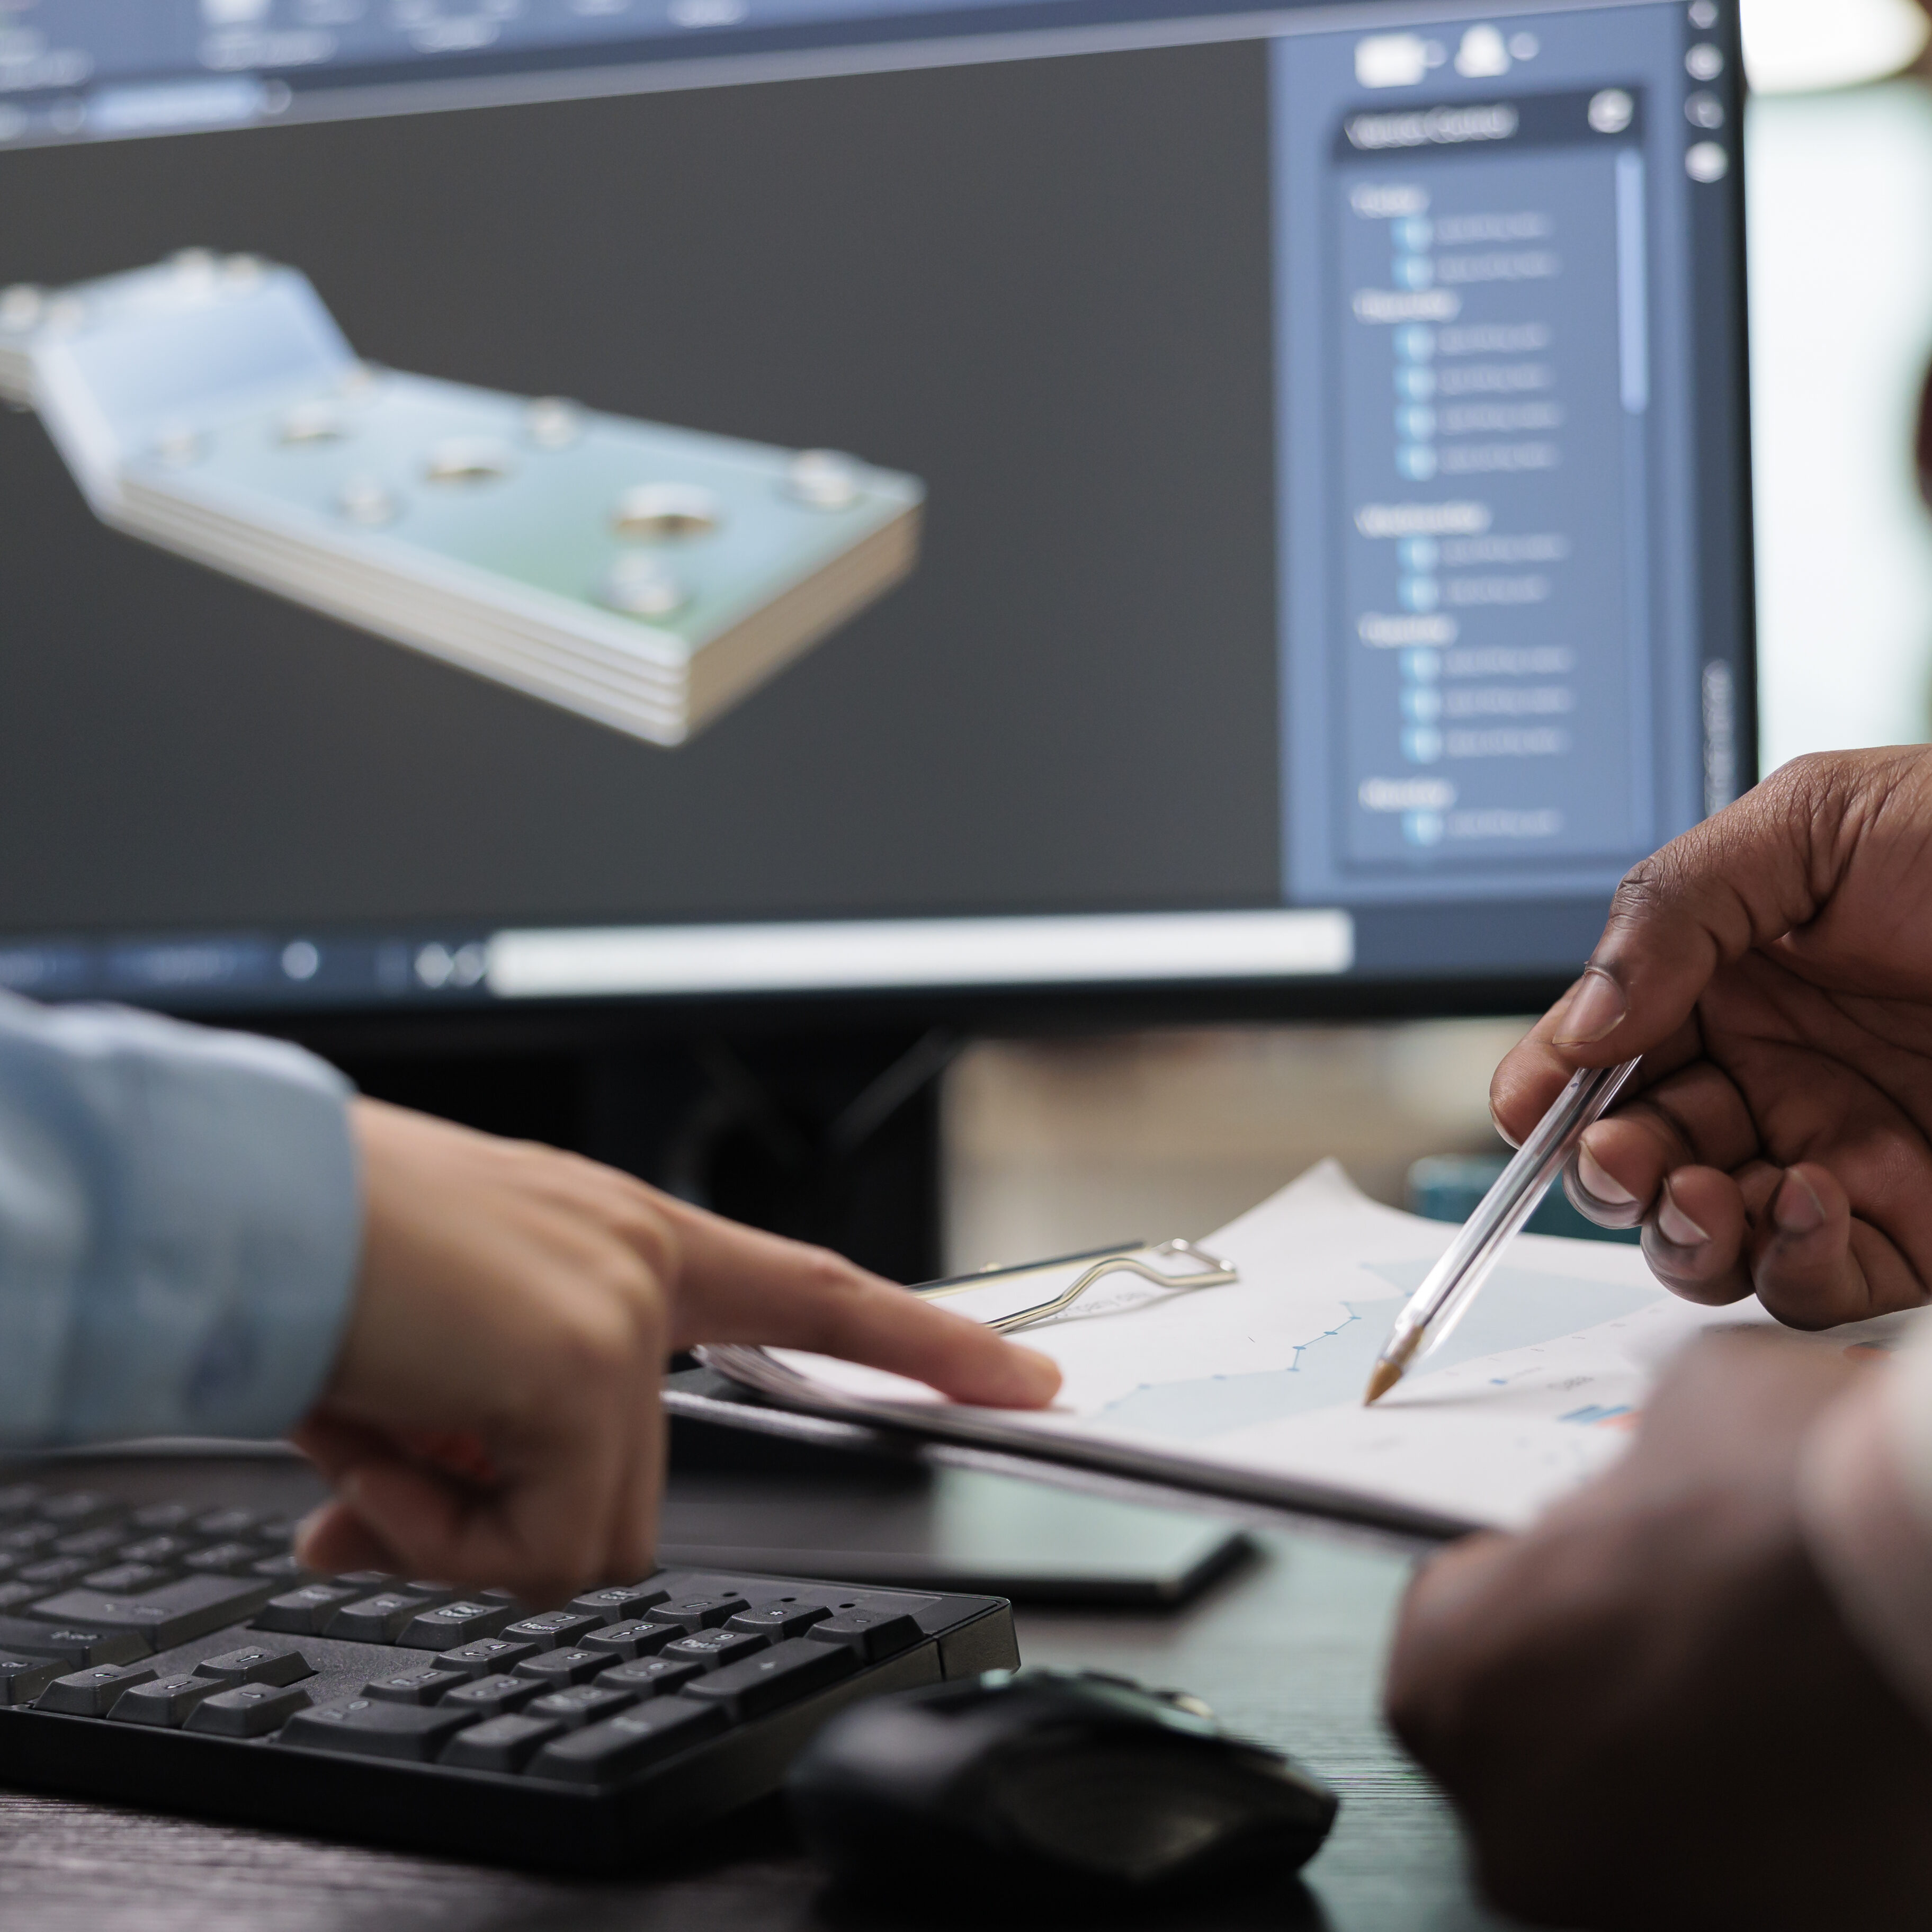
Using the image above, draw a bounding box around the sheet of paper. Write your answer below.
[722,1160,1918,1532]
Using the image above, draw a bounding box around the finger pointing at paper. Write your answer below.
[1489,747,1932,1330]
[293,1101,1059,1600]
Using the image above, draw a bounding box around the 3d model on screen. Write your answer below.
[0,252,924,745]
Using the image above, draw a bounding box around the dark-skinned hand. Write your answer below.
[1386,1332,1932,1931]
[1492,746,1932,1327]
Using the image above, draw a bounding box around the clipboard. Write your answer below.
[679,1167,1569,1553]
[910,1239,1239,1332]
[678,1232,1472,1552]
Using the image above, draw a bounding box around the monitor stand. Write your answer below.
[336,1022,956,1285]
[581,1024,959,1284]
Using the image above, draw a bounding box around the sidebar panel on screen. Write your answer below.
[1335,90,1653,873]
[1275,3,1729,949]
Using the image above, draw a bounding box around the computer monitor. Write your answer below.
[0,0,1751,1034]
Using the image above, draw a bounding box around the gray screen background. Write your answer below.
[0,42,1287,935]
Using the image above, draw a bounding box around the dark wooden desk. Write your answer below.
[0,1463,1504,1931]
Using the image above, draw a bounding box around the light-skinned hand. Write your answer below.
[290,1097,1060,1602]
[1492,746,1932,1328]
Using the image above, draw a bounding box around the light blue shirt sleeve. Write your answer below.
[0,988,362,1446]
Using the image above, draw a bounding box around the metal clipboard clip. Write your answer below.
[911,1238,1239,1335]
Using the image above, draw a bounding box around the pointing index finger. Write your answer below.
[662,1202,1062,1408]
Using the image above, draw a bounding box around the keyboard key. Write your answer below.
[440,1712,560,1773]
[184,1683,311,1738]
[440,1672,541,1719]
[0,1526,57,1555]
[249,1553,307,1581]
[254,1517,299,1544]
[0,1618,149,1666]
[323,1593,429,1643]
[109,1672,225,1727]
[19,1558,89,1588]
[332,1571,395,1591]
[511,1647,607,1688]
[660,1629,767,1671]
[191,1509,263,1539]
[501,1611,603,1651]
[579,1618,681,1661]
[128,1503,191,1532]
[728,1603,831,1642]
[594,1656,704,1698]
[84,1564,168,1594]
[192,1645,314,1687]
[182,1542,258,1575]
[399,1599,517,1650]
[569,1584,669,1624]
[0,1584,37,1613]
[254,1582,357,1635]
[525,1683,635,1730]
[807,1607,924,1661]
[363,1668,465,1705]
[530,1698,728,1784]
[0,1654,67,1704]
[53,1526,125,1560]
[30,1576,277,1649]
[434,1638,539,1680]
[118,1536,193,1568]
[39,1661,160,1716]
[680,1635,857,1719]
[36,1493,114,1529]
[650,1594,750,1632]
[0,1486,44,1518]
[282,1696,478,1763]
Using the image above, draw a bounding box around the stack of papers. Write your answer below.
[0,252,923,745]
[704,1161,1915,1535]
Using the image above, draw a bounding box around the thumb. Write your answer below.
[1491,755,1880,1144]
[1562,758,1858,1063]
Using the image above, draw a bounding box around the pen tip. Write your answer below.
[1363,1359,1402,1406]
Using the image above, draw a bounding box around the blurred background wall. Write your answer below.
[1749,5,1932,766]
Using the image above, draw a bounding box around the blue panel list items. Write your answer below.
[1276,5,1723,914]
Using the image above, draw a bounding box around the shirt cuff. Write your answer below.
[57,1017,363,1444]
[1796,1365,1932,1730]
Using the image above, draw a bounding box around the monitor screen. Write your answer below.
[0,0,1750,1019]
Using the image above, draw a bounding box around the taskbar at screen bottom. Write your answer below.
[0,899,1610,1015]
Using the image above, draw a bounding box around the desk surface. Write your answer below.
[0,1470,1503,1932]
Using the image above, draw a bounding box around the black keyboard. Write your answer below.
[0,1477,1017,1872]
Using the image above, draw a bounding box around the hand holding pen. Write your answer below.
[1488,750,1932,1340]
[1364,1055,1641,1402]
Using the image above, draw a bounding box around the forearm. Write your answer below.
[0,990,360,1444]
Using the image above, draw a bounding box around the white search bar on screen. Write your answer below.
[487,908,1354,999]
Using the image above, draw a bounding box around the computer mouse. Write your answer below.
[786,1668,1337,1906]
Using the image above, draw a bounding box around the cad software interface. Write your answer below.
[0,0,1749,1009]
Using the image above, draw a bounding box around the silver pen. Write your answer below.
[1363,1056,1644,1405]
